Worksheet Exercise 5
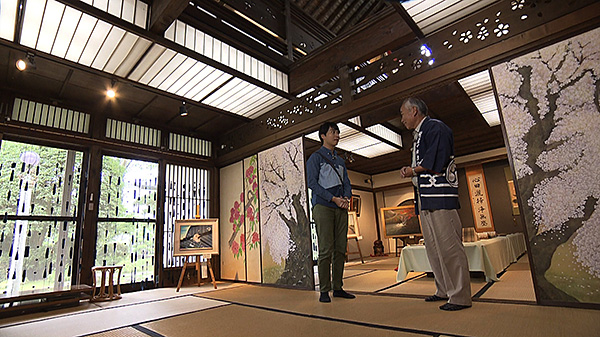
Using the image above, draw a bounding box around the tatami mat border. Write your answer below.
[79,304,230,337]
[193,293,470,337]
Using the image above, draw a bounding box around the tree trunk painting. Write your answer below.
[258,138,314,289]
[492,27,600,305]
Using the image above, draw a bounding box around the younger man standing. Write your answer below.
[306,122,355,303]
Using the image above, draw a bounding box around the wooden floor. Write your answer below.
[2,254,593,337]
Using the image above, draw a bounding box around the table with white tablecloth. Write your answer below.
[396,233,526,282]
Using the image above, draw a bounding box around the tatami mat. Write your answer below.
[0,295,227,337]
[86,327,149,337]
[480,271,536,301]
[379,273,488,297]
[343,269,375,278]
[0,283,239,328]
[196,284,600,337]
[479,254,536,301]
[343,270,400,292]
[345,257,399,270]
[141,303,423,337]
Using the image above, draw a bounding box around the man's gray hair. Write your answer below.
[402,97,429,116]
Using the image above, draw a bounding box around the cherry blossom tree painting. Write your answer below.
[492,27,600,304]
[244,155,262,282]
[258,138,314,289]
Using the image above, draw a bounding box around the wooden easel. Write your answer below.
[176,255,217,291]
[346,236,365,264]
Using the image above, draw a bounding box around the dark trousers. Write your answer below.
[313,204,348,292]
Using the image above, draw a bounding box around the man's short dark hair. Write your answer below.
[318,122,340,143]
[402,97,429,116]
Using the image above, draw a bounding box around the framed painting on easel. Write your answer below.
[174,219,220,256]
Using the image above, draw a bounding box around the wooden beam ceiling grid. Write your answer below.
[215,0,600,168]
[223,0,558,156]
[185,1,292,67]
[352,0,598,103]
[219,0,285,37]
[218,74,342,154]
[321,1,351,30]
[333,0,375,35]
[53,0,291,109]
[289,6,415,93]
[149,0,189,35]
[290,1,335,41]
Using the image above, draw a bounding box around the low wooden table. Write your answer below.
[91,265,124,302]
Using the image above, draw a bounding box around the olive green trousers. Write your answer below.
[313,204,348,292]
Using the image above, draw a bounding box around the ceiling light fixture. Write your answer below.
[15,53,36,71]
[179,101,188,117]
[106,80,116,98]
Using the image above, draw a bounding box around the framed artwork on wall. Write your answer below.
[350,195,361,216]
[347,211,361,239]
[174,219,220,256]
[504,167,520,216]
[380,203,421,238]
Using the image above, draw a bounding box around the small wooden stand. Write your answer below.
[176,255,216,291]
[346,236,364,264]
[91,265,123,301]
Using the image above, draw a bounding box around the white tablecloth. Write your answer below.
[396,233,526,282]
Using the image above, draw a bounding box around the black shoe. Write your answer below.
[425,295,448,302]
[333,289,355,299]
[439,303,471,311]
[319,292,331,303]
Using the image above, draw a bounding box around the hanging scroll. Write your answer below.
[465,165,494,232]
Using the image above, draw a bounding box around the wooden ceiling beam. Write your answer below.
[148,0,189,35]
[324,1,355,33]
[390,2,424,40]
[315,0,341,25]
[340,120,403,151]
[289,7,416,94]
[57,69,73,99]
[334,0,376,37]
[134,95,159,118]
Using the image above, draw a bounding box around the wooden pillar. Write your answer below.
[339,65,353,105]
[155,158,166,285]
[80,145,102,285]
[80,112,106,285]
